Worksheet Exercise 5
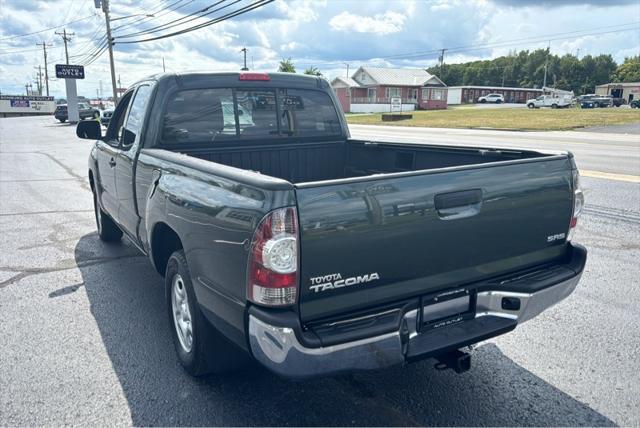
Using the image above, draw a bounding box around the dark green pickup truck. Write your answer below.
[76,72,586,378]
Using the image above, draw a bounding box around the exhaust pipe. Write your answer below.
[434,349,472,374]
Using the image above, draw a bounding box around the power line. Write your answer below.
[114,0,230,39]
[115,0,274,44]
[0,14,97,42]
[0,47,44,55]
[294,23,640,68]
[111,0,196,33]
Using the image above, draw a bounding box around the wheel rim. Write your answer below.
[171,274,193,353]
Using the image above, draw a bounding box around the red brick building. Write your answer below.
[331,67,447,113]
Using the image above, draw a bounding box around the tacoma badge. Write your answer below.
[309,272,380,293]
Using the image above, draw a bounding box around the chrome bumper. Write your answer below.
[249,271,582,378]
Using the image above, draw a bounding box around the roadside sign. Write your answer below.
[390,97,402,112]
[55,64,85,79]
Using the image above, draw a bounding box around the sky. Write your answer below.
[0,0,639,98]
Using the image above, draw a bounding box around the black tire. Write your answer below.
[527,103,535,109]
[166,250,246,376]
[93,190,122,242]
[496,99,502,104]
[480,99,486,103]
[93,111,100,119]
[59,118,66,123]
[551,104,558,109]
[594,102,600,108]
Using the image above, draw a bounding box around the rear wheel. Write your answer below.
[551,104,558,109]
[480,99,486,103]
[527,103,535,109]
[496,99,502,104]
[594,102,600,108]
[166,250,246,376]
[93,190,122,242]
[58,118,66,123]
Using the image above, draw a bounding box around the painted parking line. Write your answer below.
[581,170,640,183]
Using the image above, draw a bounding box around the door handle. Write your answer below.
[435,189,483,220]
[109,157,116,167]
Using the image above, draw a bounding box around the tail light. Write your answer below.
[568,169,584,241]
[247,207,299,306]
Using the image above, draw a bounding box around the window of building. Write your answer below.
[431,89,445,100]
[422,88,430,100]
[386,87,401,98]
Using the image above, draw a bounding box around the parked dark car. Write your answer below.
[578,94,612,108]
[54,102,100,122]
[611,97,626,107]
[76,72,587,379]
[630,99,640,108]
[101,109,114,127]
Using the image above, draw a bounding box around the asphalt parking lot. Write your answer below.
[1,116,639,426]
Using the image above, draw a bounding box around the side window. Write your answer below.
[105,91,133,147]
[122,85,152,149]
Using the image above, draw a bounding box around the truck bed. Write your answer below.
[176,139,550,185]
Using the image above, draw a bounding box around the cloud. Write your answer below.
[490,0,639,6]
[0,0,637,97]
[329,11,407,35]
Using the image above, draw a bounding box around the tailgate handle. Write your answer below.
[435,189,483,220]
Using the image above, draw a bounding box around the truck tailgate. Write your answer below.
[295,157,574,322]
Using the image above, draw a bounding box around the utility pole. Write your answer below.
[102,0,118,104]
[25,83,30,96]
[343,62,350,78]
[162,57,166,72]
[439,48,447,76]
[240,47,248,71]
[55,28,75,64]
[34,65,44,95]
[576,48,580,59]
[36,42,52,96]
[542,41,550,89]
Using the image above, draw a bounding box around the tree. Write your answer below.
[611,56,640,82]
[427,49,621,94]
[278,58,296,73]
[304,66,322,76]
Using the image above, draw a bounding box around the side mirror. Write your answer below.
[123,128,136,145]
[76,120,102,140]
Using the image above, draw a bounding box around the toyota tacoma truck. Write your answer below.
[76,72,587,378]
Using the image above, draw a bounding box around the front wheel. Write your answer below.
[58,118,66,123]
[551,104,558,109]
[496,99,502,104]
[479,99,486,103]
[527,103,535,109]
[166,250,247,376]
[93,191,122,242]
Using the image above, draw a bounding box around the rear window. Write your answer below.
[160,87,341,145]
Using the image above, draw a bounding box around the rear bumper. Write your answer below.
[249,244,586,378]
